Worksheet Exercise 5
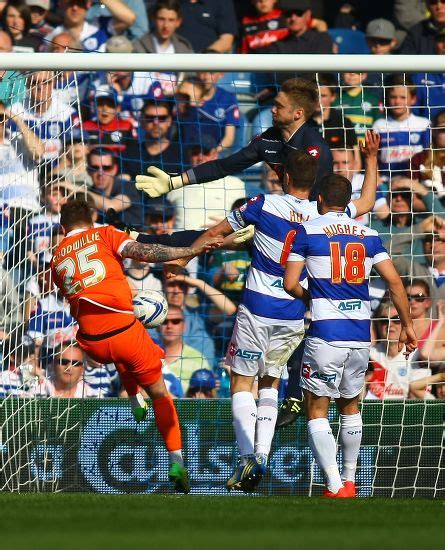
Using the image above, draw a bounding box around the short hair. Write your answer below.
[404,278,431,297]
[285,150,318,190]
[316,73,338,95]
[87,147,118,166]
[60,199,93,230]
[318,174,352,208]
[281,78,318,119]
[151,0,181,18]
[385,73,416,96]
[142,99,172,115]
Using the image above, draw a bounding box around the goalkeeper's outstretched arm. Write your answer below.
[135,142,261,197]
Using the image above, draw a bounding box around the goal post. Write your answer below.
[0,54,444,496]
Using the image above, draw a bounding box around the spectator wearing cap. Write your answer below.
[144,197,176,235]
[364,19,398,90]
[366,18,398,54]
[158,304,210,391]
[167,136,246,231]
[27,0,54,39]
[122,99,183,185]
[1,0,42,52]
[400,0,445,54]
[258,0,334,55]
[412,30,445,120]
[87,0,147,40]
[62,147,144,226]
[185,368,217,398]
[90,36,165,120]
[177,0,238,53]
[83,85,137,153]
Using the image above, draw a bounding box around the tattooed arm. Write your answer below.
[121,238,222,263]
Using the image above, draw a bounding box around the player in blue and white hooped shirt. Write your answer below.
[180,131,380,492]
[284,175,417,498]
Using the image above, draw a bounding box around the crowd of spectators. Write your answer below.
[1,0,445,401]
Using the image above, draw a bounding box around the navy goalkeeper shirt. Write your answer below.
[185,122,332,196]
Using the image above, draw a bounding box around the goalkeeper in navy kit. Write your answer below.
[135,78,332,200]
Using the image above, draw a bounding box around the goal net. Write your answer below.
[0,54,443,497]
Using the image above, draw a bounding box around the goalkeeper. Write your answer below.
[135,78,332,199]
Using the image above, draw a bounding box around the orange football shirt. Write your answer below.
[51,225,135,332]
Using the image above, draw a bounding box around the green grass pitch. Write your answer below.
[1,494,443,550]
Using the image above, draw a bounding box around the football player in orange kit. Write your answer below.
[51,199,222,493]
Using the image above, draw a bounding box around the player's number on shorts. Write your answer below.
[55,244,106,296]
[330,242,366,284]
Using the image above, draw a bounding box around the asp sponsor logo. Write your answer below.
[271,278,284,288]
[229,343,262,360]
[338,300,362,311]
[302,364,336,382]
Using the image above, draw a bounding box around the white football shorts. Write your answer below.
[300,337,369,399]
[225,304,305,379]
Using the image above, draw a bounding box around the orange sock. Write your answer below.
[152,395,182,452]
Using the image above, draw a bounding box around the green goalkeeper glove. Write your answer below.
[233,225,255,244]
[135,166,184,197]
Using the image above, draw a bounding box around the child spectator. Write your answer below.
[310,73,358,152]
[84,86,137,153]
[185,368,217,398]
[27,0,54,39]
[334,72,382,138]
[239,0,288,54]
[373,74,430,178]
[0,333,43,397]
[125,258,163,294]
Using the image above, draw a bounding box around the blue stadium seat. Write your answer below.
[328,28,370,55]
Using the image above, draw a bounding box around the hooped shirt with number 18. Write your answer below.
[226,194,358,323]
[288,212,390,347]
[50,225,134,334]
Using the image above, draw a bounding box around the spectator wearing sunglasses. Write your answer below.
[367,302,432,400]
[400,0,445,54]
[62,147,143,227]
[122,99,183,185]
[364,19,398,89]
[158,305,210,392]
[34,342,100,397]
[257,0,334,55]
